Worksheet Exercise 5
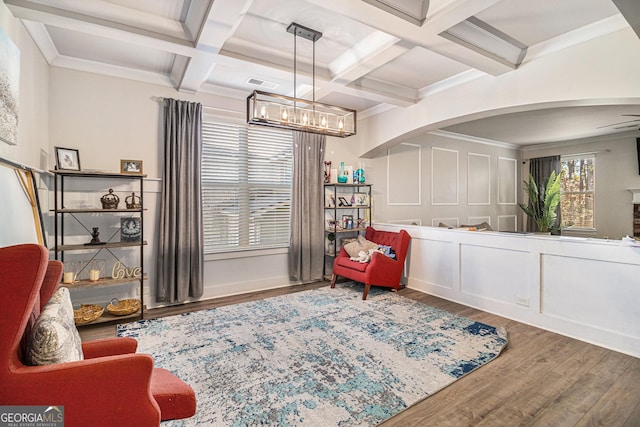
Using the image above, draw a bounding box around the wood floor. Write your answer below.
[80,282,640,426]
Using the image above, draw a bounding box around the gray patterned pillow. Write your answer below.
[26,287,84,365]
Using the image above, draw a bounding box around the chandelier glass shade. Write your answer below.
[246,22,357,138]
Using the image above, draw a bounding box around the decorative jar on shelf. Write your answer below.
[338,162,348,183]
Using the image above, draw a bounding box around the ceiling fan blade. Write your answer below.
[621,114,640,117]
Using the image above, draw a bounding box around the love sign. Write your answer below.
[111,261,142,279]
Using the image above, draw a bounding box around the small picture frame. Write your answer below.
[354,193,369,206]
[342,214,353,229]
[120,159,143,174]
[120,217,142,242]
[55,147,81,171]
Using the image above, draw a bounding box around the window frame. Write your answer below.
[560,153,596,232]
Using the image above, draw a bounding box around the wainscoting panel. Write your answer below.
[541,254,640,339]
[498,157,517,205]
[498,215,517,232]
[432,147,459,205]
[388,143,421,205]
[467,153,490,205]
[408,238,456,290]
[460,244,531,305]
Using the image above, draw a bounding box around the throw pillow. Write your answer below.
[344,236,379,258]
[26,287,84,366]
[378,245,396,259]
[357,235,379,253]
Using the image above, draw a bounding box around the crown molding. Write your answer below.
[429,130,521,149]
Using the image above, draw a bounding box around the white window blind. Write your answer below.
[201,121,293,254]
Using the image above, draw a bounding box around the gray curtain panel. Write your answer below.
[288,131,326,282]
[527,155,561,232]
[156,98,204,303]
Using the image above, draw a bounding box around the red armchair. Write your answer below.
[0,244,196,427]
[331,227,411,300]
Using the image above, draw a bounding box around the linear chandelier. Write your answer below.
[247,22,357,138]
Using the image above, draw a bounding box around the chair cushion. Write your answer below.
[26,287,84,365]
[151,368,197,420]
[336,256,369,272]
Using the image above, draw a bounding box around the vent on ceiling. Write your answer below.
[247,78,279,90]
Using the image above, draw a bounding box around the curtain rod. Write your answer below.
[151,96,242,115]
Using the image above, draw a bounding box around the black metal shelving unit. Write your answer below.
[52,170,146,325]
[323,183,372,280]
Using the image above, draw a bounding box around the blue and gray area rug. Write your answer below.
[118,284,508,426]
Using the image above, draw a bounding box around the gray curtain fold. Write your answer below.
[156,98,204,303]
[288,131,326,282]
[527,155,561,232]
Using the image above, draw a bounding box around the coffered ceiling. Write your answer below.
[6,0,640,145]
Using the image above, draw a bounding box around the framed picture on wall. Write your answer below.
[120,159,143,175]
[54,147,81,171]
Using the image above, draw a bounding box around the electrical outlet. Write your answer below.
[515,296,529,307]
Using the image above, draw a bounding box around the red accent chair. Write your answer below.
[331,227,411,300]
[0,244,196,427]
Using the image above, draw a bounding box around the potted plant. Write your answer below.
[327,232,336,255]
[518,171,562,234]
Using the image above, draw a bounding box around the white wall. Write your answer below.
[0,3,49,169]
[523,133,640,239]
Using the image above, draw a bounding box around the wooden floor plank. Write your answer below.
[79,282,640,426]
[577,358,640,426]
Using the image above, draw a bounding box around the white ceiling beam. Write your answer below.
[305,0,513,76]
[612,0,640,39]
[4,0,195,55]
[21,21,58,64]
[175,0,255,93]
[20,0,187,40]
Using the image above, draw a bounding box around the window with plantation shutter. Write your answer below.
[201,121,293,254]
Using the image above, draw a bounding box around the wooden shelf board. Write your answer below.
[63,274,148,289]
[76,310,142,327]
[58,241,147,251]
[51,170,147,178]
[325,228,366,233]
[53,208,145,213]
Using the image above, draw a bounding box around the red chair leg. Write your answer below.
[330,274,337,288]
[362,283,371,300]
